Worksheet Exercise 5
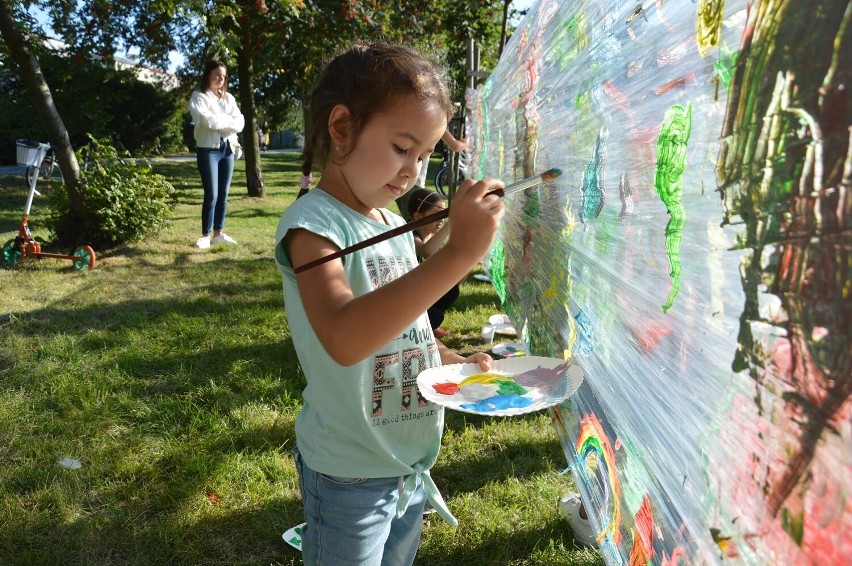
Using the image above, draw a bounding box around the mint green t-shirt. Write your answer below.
[274,189,445,481]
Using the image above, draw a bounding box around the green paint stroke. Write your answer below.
[522,187,541,226]
[489,238,507,304]
[554,11,589,69]
[713,49,738,88]
[498,130,505,178]
[654,103,692,313]
[496,380,527,396]
[477,82,493,178]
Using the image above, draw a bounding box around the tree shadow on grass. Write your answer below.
[0,255,306,558]
[4,491,307,565]
[431,435,565,497]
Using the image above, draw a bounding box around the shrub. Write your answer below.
[47,136,175,247]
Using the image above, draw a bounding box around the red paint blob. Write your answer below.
[433,382,460,395]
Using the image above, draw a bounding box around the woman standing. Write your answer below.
[188,60,244,248]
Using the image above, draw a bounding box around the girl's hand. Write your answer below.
[444,178,505,264]
[464,351,493,371]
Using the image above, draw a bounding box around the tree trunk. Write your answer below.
[236,48,264,197]
[0,0,86,226]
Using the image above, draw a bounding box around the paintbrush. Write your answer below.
[294,167,563,274]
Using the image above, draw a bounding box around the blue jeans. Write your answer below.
[196,140,234,235]
[294,446,426,566]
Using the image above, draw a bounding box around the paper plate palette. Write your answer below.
[282,522,305,551]
[492,342,527,357]
[417,356,584,416]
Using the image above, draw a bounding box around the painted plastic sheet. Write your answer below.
[466,0,850,563]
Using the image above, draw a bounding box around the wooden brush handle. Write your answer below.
[293,208,446,273]
[293,187,505,274]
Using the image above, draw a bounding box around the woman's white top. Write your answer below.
[188,90,245,149]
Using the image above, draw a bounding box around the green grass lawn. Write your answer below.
[0,152,602,565]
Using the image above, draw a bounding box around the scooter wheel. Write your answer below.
[2,239,21,265]
[72,244,96,271]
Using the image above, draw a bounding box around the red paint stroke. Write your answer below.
[634,496,655,560]
[654,72,696,95]
[433,382,460,395]
[633,318,673,352]
[630,537,649,566]
[631,125,661,146]
[604,80,632,113]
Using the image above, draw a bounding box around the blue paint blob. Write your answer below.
[461,394,535,412]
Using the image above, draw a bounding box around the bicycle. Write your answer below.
[25,143,61,189]
[3,140,96,270]
[434,112,467,197]
[434,146,467,198]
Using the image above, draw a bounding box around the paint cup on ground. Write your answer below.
[481,324,496,344]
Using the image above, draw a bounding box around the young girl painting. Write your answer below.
[274,43,505,565]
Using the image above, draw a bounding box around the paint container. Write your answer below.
[481,324,496,343]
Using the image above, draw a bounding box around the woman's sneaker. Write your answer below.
[559,492,599,549]
[212,233,237,245]
[195,235,211,249]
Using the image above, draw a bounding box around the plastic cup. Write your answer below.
[481,324,496,343]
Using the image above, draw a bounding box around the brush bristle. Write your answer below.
[541,167,562,182]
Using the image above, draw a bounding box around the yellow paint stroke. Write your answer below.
[696,0,726,57]
[459,373,514,387]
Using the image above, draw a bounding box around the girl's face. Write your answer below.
[327,97,447,216]
[208,66,227,93]
[413,203,446,237]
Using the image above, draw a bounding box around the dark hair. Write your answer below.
[200,60,228,94]
[407,188,447,217]
[300,43,453,186]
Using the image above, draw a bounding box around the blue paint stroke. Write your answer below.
[574,308,596,355]
[580,129,607,225]
[461,394,535,412]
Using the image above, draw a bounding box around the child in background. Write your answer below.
[273,43,505,565]
[398,130,468,221]
[407,189,459,338]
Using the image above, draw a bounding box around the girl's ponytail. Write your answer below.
[298,143,314,199]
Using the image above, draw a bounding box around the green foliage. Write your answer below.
[46,136,175,247]
[0,49,185,163]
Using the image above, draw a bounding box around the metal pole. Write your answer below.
[499,0,511,59]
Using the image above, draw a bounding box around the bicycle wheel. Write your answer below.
[42,155,60,183]
[25,157,58,188]
[25,166,38,188]
[434,167,451,197]
[72,244,96,271]
[3,239,21,266]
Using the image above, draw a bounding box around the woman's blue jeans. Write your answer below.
[196,140,234,235]
[294,446,425,566]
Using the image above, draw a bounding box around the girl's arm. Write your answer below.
[413,219,450,259]
[224,94,245,135]
[437,340,493,371]
[286,178,504,366]
[188,92,242,135]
